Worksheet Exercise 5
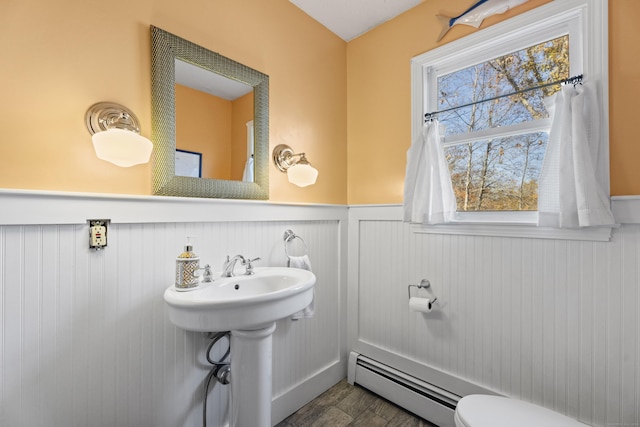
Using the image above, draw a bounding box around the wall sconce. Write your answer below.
[272,144,319,187]
[85,102,153,167]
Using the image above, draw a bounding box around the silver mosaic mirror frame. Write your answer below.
[151,26,269,199]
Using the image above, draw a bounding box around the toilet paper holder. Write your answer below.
[408,279,437,304]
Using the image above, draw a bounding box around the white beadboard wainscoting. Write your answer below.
[0,191,348,427]
[348,205,640,427]
[3,190,640,427]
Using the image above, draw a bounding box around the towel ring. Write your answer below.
[283,229,308,258]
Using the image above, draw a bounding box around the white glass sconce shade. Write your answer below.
[287,163,318,187]
[92,128,153,167]
[272,144,318,187]
[85,102,153,167]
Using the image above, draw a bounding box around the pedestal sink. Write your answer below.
[163,267,316,427]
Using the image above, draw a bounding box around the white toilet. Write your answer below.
[454,395,589,427]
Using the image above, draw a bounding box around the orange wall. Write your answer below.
[1,0,636,205]
[347,0,639,204]
[609,0,640,196]
[0,0,347,203]
[175,83,232,180]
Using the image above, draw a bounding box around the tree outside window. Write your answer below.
[436,36,569,212]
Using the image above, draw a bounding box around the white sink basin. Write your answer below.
[164,267,315,332]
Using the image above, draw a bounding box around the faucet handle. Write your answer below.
[243,257,261,275]
[202,264,213,282]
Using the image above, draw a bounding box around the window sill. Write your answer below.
[411,221,613,242]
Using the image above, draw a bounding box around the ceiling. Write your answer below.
[290,0,425,41]
[176,0,428,99]
[175,59,252,100]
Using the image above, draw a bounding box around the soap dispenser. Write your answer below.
[175,237,200,291]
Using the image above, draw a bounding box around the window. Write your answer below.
[438,36,568,213]
[410,0,610,237]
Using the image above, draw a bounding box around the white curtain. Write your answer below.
[403,120,457,224]
[538,81,615,228]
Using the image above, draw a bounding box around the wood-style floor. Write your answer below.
[276,379,438,427]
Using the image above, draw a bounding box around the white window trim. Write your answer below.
[410,0,610,241]
[442,118,553,148]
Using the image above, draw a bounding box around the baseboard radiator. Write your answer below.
[347,352,459,427]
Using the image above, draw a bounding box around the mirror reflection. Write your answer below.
[175,59,255,182]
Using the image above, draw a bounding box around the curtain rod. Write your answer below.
[424,74,583,122]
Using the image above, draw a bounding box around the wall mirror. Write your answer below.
[151,26,269,199]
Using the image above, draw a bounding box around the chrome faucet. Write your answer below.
[222,255,262,277]
[222,254,246,277]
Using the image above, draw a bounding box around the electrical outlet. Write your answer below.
[88,219,110,250]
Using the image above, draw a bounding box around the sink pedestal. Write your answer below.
[163,267,316,426]
[229,323,277,427]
